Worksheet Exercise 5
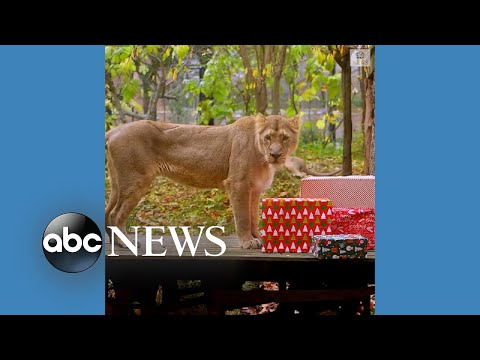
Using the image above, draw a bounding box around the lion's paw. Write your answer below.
[240,238,262,249]
[251,231,262,240]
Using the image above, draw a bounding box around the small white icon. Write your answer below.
[350,49,370,67]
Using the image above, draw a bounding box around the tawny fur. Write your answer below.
[105,114,301,249]
[284,156,341,178]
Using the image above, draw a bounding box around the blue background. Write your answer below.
[0,46,105,314]
[0,45,479,314]
[376,45,480,314]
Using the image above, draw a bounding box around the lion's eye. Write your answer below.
[283,135,290,141]
[265,135,271,141]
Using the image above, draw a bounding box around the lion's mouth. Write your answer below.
[267,156,286,165]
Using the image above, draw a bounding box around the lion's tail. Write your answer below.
[105,129,116,174]
[105,129,114,149]
[105,127,121,154]
[305,167,342,177]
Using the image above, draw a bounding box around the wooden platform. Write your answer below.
[105,235,375,315]
[106,234,375,259]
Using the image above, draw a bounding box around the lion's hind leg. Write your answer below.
[106,138,157,246]
[109,168,156,239]
[105,149,119,234]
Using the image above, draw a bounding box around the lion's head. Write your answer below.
[255,113,301,166]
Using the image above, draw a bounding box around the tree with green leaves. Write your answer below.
[184,45,246,124]
[238,45,291,115]
[105,45,190,130]
[328,45,353,176]
[302,46,341,145]
[105,45,374,177]
[362,45,375,175]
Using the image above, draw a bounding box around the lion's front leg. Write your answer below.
[250,190,262,241]
[225,180,261,249]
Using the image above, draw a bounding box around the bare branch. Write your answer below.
[163,94,177,100]
[254,45,262,73]
[264,45,274,66]
[239,46,252,69]
[106,72,148,121]
[123,110,148,119]
[239,45,253,83]
[272,45,288,115]
[276,45,287,75]
[105,72,124,120]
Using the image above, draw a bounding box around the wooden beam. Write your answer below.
[210,287,375,308]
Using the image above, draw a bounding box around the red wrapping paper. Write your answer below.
[331,208,375,250]
[300,176,375,209]
[261,198,333,253]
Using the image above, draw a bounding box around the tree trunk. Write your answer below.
[146,81,159,121]
[243,92,252,115]
[341,60,352,175]
[146,57,163,121]
[151,97,158,121]
[142,81,150,115]
[256,87,268,114]
[134,57,152,116]
[239,45,257,115]
[163,98,166,122]
[363,71,375,175]
[240,45,272,115]
[271,45,287,115]
[328,120,336,144]
[359,67,366,135]
[290,81,298,114]
[257,45,272,114]
[325,67,337,146]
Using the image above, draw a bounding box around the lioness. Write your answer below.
[285,156,341,178]
[105,113,301,249]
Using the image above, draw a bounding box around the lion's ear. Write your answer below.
[255,113,267,131]
[255,113,267,125]
[290,115,302,130]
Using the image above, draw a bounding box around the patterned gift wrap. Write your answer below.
[331,208,375,250]
[311,234,368,259]
[261,198,333,253]
[300,175,375,209]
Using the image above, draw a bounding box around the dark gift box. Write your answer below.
[311,234,368,259]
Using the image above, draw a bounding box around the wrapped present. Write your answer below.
[261,198,333,253]
[311,234,368,259]
[331,208,375,250]
[301,175,375,209]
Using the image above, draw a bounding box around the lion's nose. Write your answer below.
[270,152,282,160]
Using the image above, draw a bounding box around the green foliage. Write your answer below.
[300,87,318,102]
[301,48,341,108]
[168,86,190,123]
[106,44,348,131]
[105,45,190,120]
[172,45,190,63]
[184,46,246,124]
[352,92,363,108]
[287,47,343,147]
[352,130,365,160]
[296,141,343,162]
[182,45,344,125]
[301,122,321,143]
[105,98,115,131]
[326,73,341,100]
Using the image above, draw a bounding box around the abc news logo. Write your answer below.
[42,212,228,272]
[42,213,102,273]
